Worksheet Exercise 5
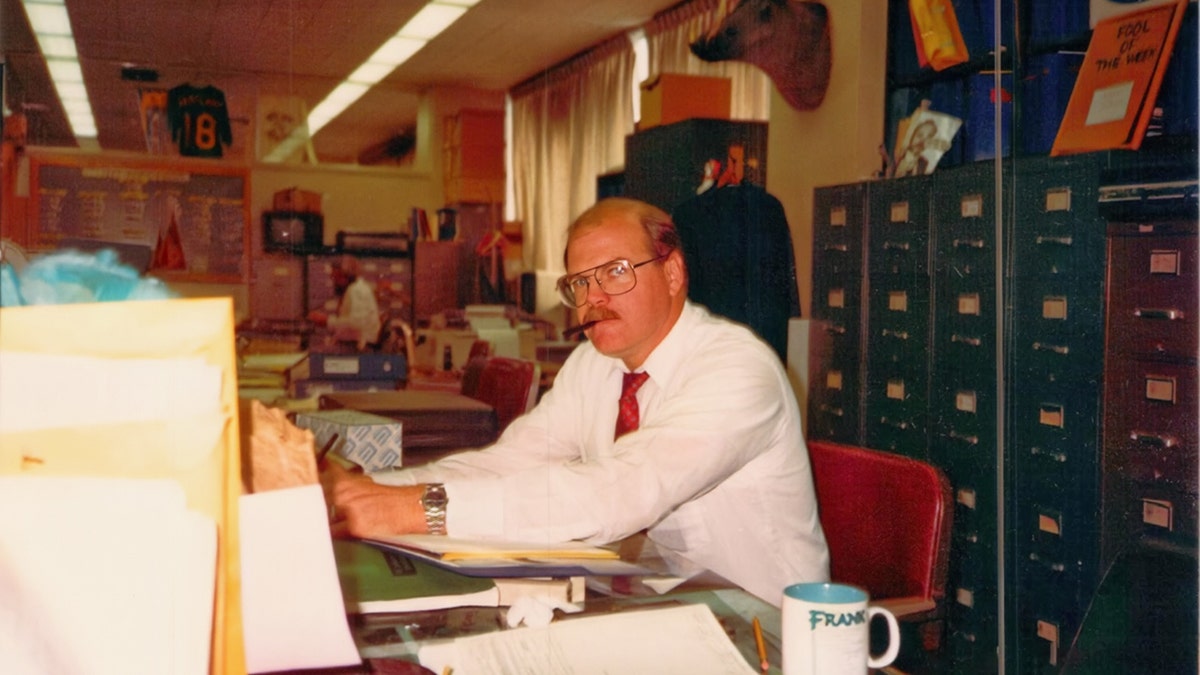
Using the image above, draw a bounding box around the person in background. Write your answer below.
[321,197,829,605]
[308,255,381,351]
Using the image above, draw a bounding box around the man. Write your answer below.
[308,255,381,351]
[322,198,828,605]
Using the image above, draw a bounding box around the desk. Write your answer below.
[319,390,498,462]
[282,587,782,675]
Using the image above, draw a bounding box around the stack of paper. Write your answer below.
[418,603,759,675]
[0,476,215,674]
[0,298,246,673]
[365,534,650,577]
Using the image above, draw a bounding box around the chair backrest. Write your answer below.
[467,339,493,361]
[472,357,540,431]
[807,440,953,604]
[459,354,490,398]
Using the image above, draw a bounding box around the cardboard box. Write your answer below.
[294,409,403,471]
[273,187,323,213]
[289,352,407,381]
[639,74,731,130]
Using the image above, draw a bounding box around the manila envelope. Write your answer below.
[0,298,245,675]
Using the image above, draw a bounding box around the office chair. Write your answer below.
[807,440,954,658]
[472,357,540,432]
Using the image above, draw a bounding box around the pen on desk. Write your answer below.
[752,616,769,673]
[316,434,339,464]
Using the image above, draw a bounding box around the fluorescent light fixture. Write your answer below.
[399,4,467,39]
[302,1,478,140]
[21,0,98,140]
[372,37,427,66]
[347,62,395,86]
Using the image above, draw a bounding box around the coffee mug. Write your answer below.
[781,582,900,675]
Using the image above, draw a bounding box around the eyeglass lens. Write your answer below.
[559,260,637,306]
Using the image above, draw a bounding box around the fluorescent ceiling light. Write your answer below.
[400,4,467,39]
[302,1,478,141]
[22,0,98,140]
[371,37,427,66]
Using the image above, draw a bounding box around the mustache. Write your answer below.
[563,310,619,337]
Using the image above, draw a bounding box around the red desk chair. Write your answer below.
[807,440,954,656]
[472,357,540,432]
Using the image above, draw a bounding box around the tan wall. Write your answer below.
[765,0,888,317]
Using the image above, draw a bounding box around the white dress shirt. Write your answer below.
[377,301,829,605]
[326,277,381,350]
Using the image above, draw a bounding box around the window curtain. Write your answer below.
[646,0,770,120]
[509,37,634,274]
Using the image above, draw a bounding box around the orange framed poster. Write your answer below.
[1050,0,1189,156]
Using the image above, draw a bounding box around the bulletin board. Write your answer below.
[30,156,249,282]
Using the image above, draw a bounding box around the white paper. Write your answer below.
[1085,81,1134,126]
[239,485,361,673]
[0,476,215,675]
[419,603,757,675]
[0,352,222,432]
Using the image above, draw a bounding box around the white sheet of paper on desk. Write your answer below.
[418,603,757,675]
[239,484,361,673]
[0,476,215,675]
[0,352,222,432]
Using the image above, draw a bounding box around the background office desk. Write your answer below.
[319,390,498,464]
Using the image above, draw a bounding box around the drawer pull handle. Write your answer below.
[954,238,986,249]
[1035,235,1074,246]
[1032,341,1069,355]
[824,324,847,335]
[1028,552,1066,572]
[881,328,910,340]
[1130,431,1177,448]
[883,241,911,251]
[818,404,845,417]
[952,334,982,347]
[1134,308,1183,321]
[948,430,979,445]
[824,243,849,252]
[1030,446,1068,462]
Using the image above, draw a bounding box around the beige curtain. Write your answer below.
[646,0,770,120]
[510,37,635,274]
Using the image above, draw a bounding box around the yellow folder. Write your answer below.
[0,298,245,674]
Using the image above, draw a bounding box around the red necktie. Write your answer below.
[615,371,650,440]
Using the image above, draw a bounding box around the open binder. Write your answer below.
[0,298,245,674]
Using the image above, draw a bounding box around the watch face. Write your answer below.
[423,484,448,507]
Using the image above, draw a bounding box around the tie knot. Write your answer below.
[621,371,649,399]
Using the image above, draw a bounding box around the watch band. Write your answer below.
[421,483,448,535]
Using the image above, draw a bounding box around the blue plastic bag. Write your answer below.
[0,248,175,307]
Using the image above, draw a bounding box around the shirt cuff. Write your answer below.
[445,480,504,538]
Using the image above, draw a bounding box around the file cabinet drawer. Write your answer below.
[1106,228,1198,359]
[1105,360,1199,491]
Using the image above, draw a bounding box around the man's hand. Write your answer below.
[307,309,329,326]
[320,460,428,539]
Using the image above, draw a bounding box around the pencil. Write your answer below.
[316,433,339,464]
[752,616,769,673]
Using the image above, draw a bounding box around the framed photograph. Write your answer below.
[893,108,963,178]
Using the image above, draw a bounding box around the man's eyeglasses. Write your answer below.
[555,255,666,307]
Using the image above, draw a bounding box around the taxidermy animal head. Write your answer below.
[689,0,832,111]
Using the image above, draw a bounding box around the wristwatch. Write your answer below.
[420,483,448,535]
